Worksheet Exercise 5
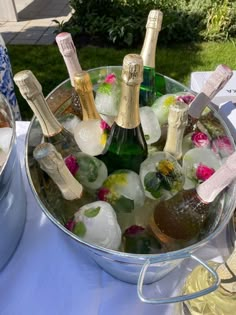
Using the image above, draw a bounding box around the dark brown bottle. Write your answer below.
[149,151,236,250]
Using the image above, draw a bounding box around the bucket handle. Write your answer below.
[137,253,220,304]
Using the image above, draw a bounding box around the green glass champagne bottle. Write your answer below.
[139,9,163,107]
[14,70,81,158]
[99,54,148,174]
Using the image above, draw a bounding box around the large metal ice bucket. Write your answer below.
[0,94,26,270]
[25,66,236,304]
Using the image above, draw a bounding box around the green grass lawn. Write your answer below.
[7,41,236,120]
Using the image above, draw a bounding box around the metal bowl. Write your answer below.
[0,93,26,270]
[25,66,236,304]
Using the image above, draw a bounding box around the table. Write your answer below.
[0,121,234,315]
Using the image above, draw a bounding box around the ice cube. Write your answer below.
[98,169,145,213]
[212,135,234,159]
[151,93,177,126]
[64,152,108,190]
[151,92,196,126]
[70,200,121,250]
[140,106,161,145]
[100,113,115,127]
[95,73,120,117]
[182,131,211,155]
[140,151,184,200]
[61,115,81,135]
[74,119,106,156]
[182,147,221,189]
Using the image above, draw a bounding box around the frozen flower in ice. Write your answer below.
[140,153,184,200]
[182,148,220,189]
[104,73,116,84]
[157,159,175,176]
[123,224,162,254]
[100,119,111,131]
[124,225,145,236]
[65,218,76,231]
[100,119,111,146]
[69,201,121,250]
[191,131,210,148]
[95,73,120,116]
[97,187,110,201]
[64,155,79,176]
[196,163,215,181]
[212,135,234,158]
[65,153,108,190]
[176,94,195,105]
[98,170,145,213]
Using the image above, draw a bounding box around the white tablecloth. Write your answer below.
[0,121,234,315]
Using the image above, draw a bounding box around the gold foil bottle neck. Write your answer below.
[74,70,100,120]
[146,10,163,31]
[74,71,93,95]
[122,54,143,86]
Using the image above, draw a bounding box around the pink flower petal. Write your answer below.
[105,73,116,84]
[97,188,110,201]
[64,155,79,176]
[124,225,145,236]
[191,131,210,148]
[196,163,215,181]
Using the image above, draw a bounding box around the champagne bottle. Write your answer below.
[55,32,83,119]
[99,53,148,174]
[148,151,236,250]
[163,101,188,160]
[14,70,81,158]
[33,142,83,200]
[140,9,163,106]
[182,245,236,315]
[73,71,106,156]
[188,64,233,120]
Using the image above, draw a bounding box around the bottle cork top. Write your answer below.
[74,71,93,94]
[201,64,233,99]
[33,142,83,200]
[33,142,57,162]
[146,10,163,30]
[121,54,143,85]
[14,70,42,100]
[55,32,75,57]
[168,101,188,127]
[56,32,71,40]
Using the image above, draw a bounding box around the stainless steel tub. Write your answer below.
[0,94,27,270]
[25,66,236,304]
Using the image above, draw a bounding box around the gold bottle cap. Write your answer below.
[74,71,93,95]
[122,54,143,86]
[146,10,163,31]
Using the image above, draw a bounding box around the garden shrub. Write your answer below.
[54,0,236,48]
